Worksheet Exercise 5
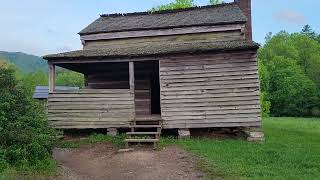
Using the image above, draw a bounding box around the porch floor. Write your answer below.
[134,115,162,121]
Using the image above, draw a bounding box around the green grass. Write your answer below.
[0,157,58,179]
[160,117,320,179]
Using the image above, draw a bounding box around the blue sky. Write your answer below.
[0,0,319,56]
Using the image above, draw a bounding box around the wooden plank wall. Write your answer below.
[159,51,262,129]
[48,89,134,129]
[84,30,244,50]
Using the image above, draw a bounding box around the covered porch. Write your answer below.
[47,59,161,129]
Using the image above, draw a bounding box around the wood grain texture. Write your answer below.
[159,51,261,129]
[81,24,244,41]
[48,89,134,129]
[48,63,55,93]
[83,30,244,50]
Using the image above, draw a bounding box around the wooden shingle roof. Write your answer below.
[43,40,259,60]
[79,3,247,35]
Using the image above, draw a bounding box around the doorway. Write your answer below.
[134,61,161,117]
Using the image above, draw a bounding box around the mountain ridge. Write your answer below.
[0,51,48,72]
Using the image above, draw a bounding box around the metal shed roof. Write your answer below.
[33,86,79,99]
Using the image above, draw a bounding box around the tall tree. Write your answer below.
[301,25,317,39]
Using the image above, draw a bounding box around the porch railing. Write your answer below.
[47,89,134,129]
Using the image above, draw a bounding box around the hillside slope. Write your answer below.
[0,51,47,72]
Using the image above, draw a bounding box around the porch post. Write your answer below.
[129,61,135,118]
[129,62,135,93]
[48,62,56,93]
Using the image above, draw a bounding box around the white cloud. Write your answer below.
[274,10,306,24]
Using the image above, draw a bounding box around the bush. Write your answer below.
[0,62,56,171]
[260,92,271,117]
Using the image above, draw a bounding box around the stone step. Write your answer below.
[124,139,159,143]
[127,132,160,135]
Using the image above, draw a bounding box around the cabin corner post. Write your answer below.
[129,61,136,118]
[48,62,56,93]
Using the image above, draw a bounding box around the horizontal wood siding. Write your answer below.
[159,51,261,129]
[48,89,134,129]
[84,30,244,50]
[81,24,244,41]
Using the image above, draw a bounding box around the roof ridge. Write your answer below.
[100,2,237,18]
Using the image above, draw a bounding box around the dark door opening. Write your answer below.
[134,61,161,116]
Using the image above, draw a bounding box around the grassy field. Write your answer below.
[161,117,320,179]
[1,117,319,179]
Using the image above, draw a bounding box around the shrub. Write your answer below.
[260,92,271,117]
[0,62,56,171]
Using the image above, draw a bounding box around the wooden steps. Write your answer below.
[127,132,160,135]
[129,125,161,128]
[125,116,162,149]
[124,139,159,143]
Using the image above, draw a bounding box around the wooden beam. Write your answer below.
[49,57,158,64]
[48,62,56,93]
[129,61,135,118]
[129,62,135,93]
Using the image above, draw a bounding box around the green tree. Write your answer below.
[151,0,223,11]
[209,0,223,5]
[290,33,320,88]
[151,0,194,11]
[20,70,48,96]
[316,35,320,44]
[258,31,320,117]
[0,62,56,170]
[268,57,318,116]
[56,69,84,88]
[301,25,317,39]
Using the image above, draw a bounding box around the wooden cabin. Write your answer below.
[44,0,263,141]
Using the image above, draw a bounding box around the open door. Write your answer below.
[134,61,161,117]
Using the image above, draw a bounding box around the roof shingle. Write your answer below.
[79,3,247,35]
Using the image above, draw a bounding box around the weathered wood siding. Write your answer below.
[159,51,261,129]
[84,30,244,50]
[48,89,134,129]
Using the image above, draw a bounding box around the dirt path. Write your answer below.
[53,143,205,180]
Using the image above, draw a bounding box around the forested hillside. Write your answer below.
[0,51,47,72]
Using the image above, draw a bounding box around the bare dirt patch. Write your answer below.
[53,143,205,180]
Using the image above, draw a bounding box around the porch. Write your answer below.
[47,60,162,129]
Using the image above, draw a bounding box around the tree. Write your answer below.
[56,69,84,88]
[258,31,320,117]
[301,25,317,39]
[267,57,318,116]
[0,63,56,170]
[19,70,48,96]
[209,0,223,5]
[151,0,194,11]
[317,35,320,44]
[151,0,223,11]
[290,33,320,88]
